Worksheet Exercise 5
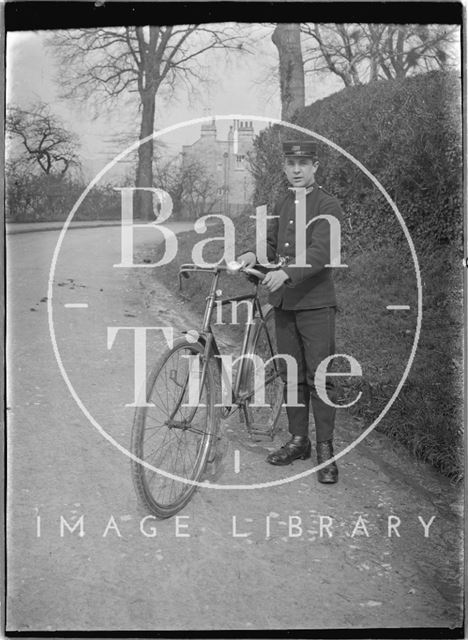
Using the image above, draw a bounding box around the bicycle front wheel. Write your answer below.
[131,337,218,518]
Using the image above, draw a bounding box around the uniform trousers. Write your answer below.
[274,306,337,442]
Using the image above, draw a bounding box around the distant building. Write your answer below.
[181,119,255,218]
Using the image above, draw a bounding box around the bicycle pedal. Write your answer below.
[247,427,275,440]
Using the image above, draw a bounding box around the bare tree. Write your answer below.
[371,24,459,80]
[301,24,366,87]
[271,23,305,121]
[180,159,219,219]
[6,102,81,176]
[184,178,218,219]
[153,154,220,219]
[301,23,459,87]
[48,25,247,220]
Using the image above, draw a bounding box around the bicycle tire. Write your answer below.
[241,306,284,438]
[131,337,219,518]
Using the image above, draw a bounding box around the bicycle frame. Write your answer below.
[178,264,279,415]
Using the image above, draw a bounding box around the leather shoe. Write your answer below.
[316,440,338,484]
[266,435,311,466]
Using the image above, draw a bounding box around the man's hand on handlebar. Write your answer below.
[263,270,290,293]
[233,254,290,290]
[236,252,257,269]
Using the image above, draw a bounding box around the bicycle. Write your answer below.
[130,260,285,518]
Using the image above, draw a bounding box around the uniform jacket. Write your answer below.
[256,184,343,310]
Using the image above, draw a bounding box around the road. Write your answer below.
[6,224,463,633]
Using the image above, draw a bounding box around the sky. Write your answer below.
[6,26,342,180]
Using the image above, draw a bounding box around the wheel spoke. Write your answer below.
[131,338,218,518]
[243,310,284,436]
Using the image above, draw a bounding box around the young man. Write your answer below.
[238,140,342,484]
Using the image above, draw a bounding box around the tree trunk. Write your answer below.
[135,91,156,221]
[367,25,381,82]
[394,26,407,79]
[272,23,305,122]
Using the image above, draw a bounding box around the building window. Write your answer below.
[236,154,245,168]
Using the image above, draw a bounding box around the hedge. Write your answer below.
[6,173,122,222]
[251,70,463,255]
[248,70,463,480]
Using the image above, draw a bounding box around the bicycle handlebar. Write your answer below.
[241,267,266,281]
[178,260,286,283]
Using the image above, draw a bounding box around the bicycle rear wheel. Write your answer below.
[131,337,218,518]
[241,306,284,438]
